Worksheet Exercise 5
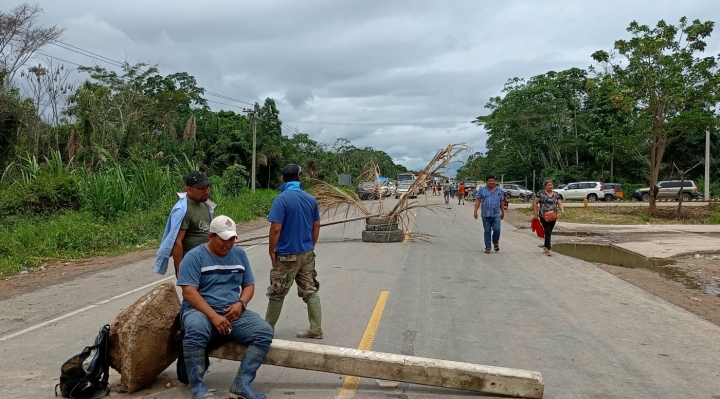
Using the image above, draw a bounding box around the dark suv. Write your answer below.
[632,180,699,202]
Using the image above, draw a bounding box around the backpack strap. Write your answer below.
[100,325,111,396]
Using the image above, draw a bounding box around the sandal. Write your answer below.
[494,244,500,252]
[542,247,548,253]
[485,248,491,254]
[546,251,553,257]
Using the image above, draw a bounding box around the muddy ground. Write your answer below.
[504,209,720,327]
[0,217,271,300]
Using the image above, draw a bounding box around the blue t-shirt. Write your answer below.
[267,187,321,255]
[177,245,255,313]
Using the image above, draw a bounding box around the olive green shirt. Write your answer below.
[180,199,211,254]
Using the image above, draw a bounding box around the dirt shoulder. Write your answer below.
[0,217,270,301]
[505,208,720,327]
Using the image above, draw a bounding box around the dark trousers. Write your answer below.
[540,217,556,250]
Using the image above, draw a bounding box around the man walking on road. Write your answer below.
[265,164,323,339]
[443,180,450,204]
[474,174,505,254]
[458,182,466,205]
[177,215,273,399]
[155,171,216,277]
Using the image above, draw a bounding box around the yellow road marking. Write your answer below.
[402,213,416,243]
[337,291,390,398]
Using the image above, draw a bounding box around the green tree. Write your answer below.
[592,17,720,215]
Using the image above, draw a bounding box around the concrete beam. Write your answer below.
[210,339,544,398]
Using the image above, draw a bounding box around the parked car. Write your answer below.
[501,184,533,198]
[603,183,623,201]
[395,181,419,199]
[356,182,381,200]
[632,180,700,202]
[554,181,605,201]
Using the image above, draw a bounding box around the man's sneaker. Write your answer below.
[297,330,323,339]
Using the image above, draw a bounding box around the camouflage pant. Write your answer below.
[267,250,319,302]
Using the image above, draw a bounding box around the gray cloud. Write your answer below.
[10,0,720,173]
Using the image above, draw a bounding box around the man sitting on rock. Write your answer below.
[177,215,273,399]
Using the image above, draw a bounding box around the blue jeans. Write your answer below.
[182,306,274,352]
[481,216,501,249]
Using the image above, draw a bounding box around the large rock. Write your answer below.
[108,282,181,393]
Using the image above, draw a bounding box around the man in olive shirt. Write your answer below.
[172,171,213,275]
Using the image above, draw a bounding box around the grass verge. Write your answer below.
[0,190,276,278]
[516,205,716,225]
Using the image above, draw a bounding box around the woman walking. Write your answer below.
[533,180,565,256]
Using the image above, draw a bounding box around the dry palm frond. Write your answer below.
[308,143,468,240]
[405,231,434,242]
[258,153,268,167]
[183,114,197,141]
[310,179,371,219]
[389,143,469,217]
[355,162,387,214]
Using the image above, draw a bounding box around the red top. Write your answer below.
[458,184,466,195]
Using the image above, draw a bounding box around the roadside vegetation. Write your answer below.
[0,4,409,278]
[458,17,720,217]
[516,205,718,225]
[0,152,277,277]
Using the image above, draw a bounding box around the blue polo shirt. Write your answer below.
[267,184,320,255]
[177,245,255,313]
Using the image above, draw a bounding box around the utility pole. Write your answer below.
[243,105,260,193]
[532,169,536,194]
[706,123,711,200]
[705,103,712,200]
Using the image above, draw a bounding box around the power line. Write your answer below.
[205,99,246,109]
[283,120,469,126]
[35,37,259,107]
[49,42,124,67]
[205,92,254,106]
[34,52,82,67]
[51,41,125,67]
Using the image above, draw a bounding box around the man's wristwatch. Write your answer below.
[239,299,247,310]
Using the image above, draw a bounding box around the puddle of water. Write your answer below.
[554,231,598,237]
[552,243,704,292]
[705,280,720,297]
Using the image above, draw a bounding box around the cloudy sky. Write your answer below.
[10,0,720,171]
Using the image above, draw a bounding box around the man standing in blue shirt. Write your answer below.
[473,174,506,254]
[178,215,273,399]
[264,164,323,339]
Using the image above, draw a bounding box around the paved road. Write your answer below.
[2,197,720,398]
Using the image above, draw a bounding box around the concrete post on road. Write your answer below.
[210,340,545,398]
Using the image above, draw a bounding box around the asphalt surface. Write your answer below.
[2,196,720,398]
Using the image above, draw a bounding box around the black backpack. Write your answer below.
[55,324,111,399]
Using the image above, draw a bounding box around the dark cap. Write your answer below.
[185,171,211,188]
[282,164,302,178]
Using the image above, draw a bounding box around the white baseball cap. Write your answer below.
[209,215,238,240]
